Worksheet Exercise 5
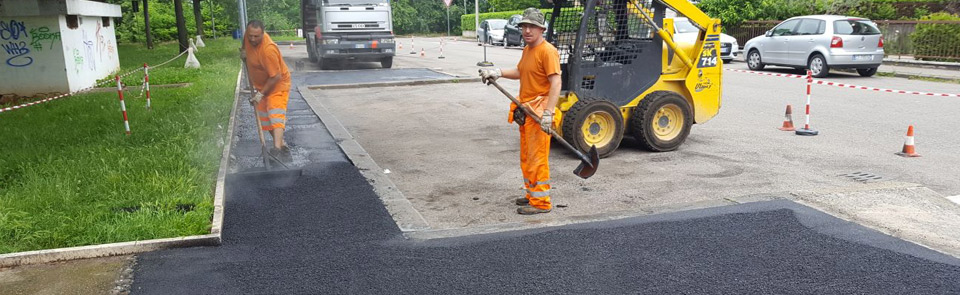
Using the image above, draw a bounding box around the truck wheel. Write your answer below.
[318,57,333,70]
[381,57,393,69]
[630,91,692,152]
[561,98,624,158]
[307,43,317,63]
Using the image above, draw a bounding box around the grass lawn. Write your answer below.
[0,39,240,254]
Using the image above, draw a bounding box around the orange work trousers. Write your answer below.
[255,90,289,131]
[517,109,552,210]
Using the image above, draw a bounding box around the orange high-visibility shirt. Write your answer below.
[516,41,561,103]
[245,37,291,94]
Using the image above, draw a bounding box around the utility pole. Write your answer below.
[193,0,204,36]
[210,0,216,39]
[175,0,189,52]
[474,0,479,37]
[238,0,248,35]
[143,0,153,49]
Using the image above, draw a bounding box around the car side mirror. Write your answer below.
[765,30,773,37]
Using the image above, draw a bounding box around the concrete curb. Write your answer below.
[883,58,960,71]
[0,68,240,268]
[305,77,481,90]
[298,86,431,232]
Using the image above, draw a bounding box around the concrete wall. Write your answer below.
[0,15,70,94]
[0,14,119,95]
[60,15,120,93]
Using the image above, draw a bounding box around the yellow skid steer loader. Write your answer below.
[546,0,723,157]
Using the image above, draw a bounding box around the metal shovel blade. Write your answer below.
[573,145,600,179]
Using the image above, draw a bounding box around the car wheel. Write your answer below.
[747,50,765,70]
[857,67,878,77]
[808,54,829,78]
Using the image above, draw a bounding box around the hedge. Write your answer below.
[461,8,583,33]
[911,12,960,61]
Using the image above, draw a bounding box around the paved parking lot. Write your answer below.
[288,38,960,254]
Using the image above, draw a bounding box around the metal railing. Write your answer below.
[724,20,960,61]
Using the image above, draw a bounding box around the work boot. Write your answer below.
[269,146,292,163]
[515,197,529,205]
[517,205,551,215]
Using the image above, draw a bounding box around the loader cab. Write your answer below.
[547,0,666,106]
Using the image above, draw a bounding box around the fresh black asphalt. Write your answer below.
[130,70,960,294]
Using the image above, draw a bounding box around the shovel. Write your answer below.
[486,79,599,179]
[241,59,274,170]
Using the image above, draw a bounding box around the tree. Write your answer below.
[489,0,540,11]
[193,0,204,36]
[174,0,188,52]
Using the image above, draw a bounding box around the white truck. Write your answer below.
[302,0,396,69]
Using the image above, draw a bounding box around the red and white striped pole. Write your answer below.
[796,70,819,136]
[410,36,417,54]
[438,38,446,59]
[116,75,131,136]
[143,63,151,110]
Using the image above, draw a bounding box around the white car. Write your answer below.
[673,18,739,63]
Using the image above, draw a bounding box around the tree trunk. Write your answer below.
[143,0,153,49]
[175,0,189,52]
[193,0,204,36]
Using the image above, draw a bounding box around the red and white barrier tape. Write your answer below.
[725,68,960,98]
[1,49,189,114]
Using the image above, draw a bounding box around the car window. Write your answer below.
[833,19,881,35]
[488,20,507,30]
[796,19,824,35]
[772,19,800,36]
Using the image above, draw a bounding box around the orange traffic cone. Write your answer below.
[778,104,796,131]
[289,42,294,49]
[896,125,921,157]
[420,48,425,57]
[399,41,403,50]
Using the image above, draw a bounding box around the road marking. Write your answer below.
[947,195,960,205]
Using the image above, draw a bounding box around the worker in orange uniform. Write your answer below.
[243,20,292,161]
[480,8,561,215]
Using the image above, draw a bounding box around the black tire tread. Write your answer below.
[560,97,624,158]
[629,91,693,152]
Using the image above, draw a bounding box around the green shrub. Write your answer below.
[911,12,960,61]
[461,7,582,33]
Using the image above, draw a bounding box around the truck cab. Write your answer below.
[303,0,396,69]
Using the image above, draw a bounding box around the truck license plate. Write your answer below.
[355,44,365,49]
[853,54,873,61]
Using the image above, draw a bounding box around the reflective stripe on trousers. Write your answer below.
[519,115,551,209]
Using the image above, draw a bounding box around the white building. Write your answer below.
[0,0,121,96]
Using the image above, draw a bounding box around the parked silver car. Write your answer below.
[742,15,884,77]
[477,19,507,45]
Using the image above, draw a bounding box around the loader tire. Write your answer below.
[561,98,624,158]
[630,91,692,152]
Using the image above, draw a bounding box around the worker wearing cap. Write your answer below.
[243,20,292,160]
[480,8,561,215]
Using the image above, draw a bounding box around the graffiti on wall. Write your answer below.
[1,19,33,67]
[82,30,96,71]
[72,48,83,74]
[29,26,61,52]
